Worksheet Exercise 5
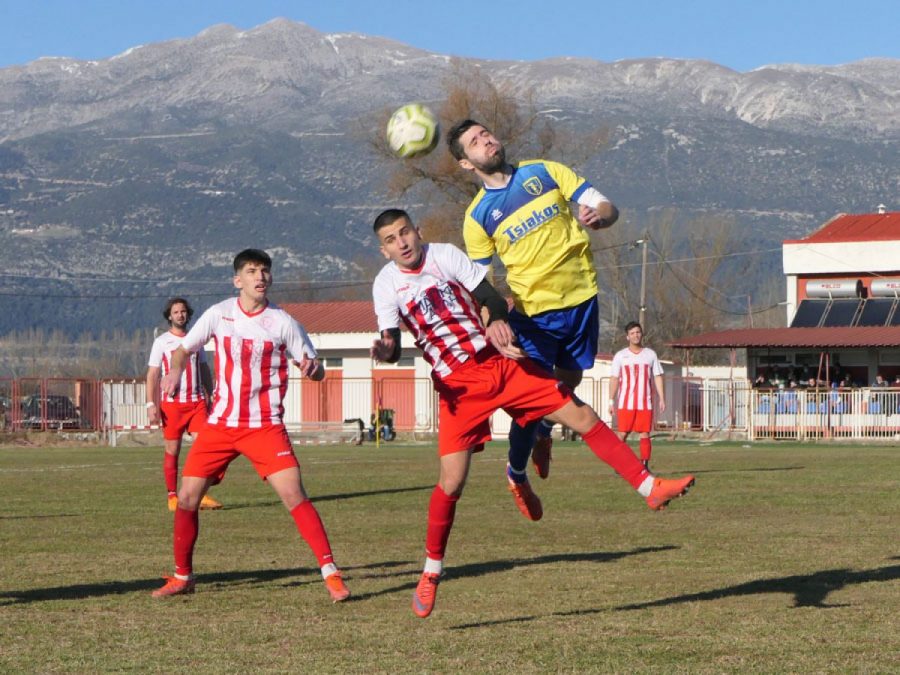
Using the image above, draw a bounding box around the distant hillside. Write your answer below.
[0,19,897,336]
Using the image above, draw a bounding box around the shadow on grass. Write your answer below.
[449,561,900,629]
[0,513,81,520]
[350,545,679,603]
[221,484,433,510]
[616,562,900,610]
[0,559,414,606]
[685,466,805,475]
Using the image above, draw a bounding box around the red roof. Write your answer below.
[784,212,900,244]
[279,301,377,334]
[670,326,900,349]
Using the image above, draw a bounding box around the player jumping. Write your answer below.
[447,119,618,500]
[369,209,694,618]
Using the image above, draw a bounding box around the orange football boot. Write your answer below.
[646,475,695,511]
[324,572,350,603]
[152,576,195,598]
[412,572,441,618]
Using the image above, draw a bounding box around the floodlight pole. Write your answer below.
[639,234,649,328]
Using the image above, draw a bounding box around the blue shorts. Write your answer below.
[508,296,599,373]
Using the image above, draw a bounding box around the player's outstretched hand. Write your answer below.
[486,321,525,360]
[147,405,160,425]
[160,373,180,398]
[293,357,324,380]
[578,204,615,230]
[370,336,395,363]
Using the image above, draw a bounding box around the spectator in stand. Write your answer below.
[869,373,888,413]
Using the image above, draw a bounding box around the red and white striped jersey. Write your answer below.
[181,298,316,428]
[611,346,663,411]
[373,243,489,380]
[148,330,207,404]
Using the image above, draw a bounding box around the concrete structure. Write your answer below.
[673,211,900,387]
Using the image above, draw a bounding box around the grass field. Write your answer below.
[1,438,898,673]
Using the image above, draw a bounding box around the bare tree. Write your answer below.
[366,60,607,247]
[594,211,762,364]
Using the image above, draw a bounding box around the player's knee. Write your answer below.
[439,475,467,497]
[175,488,202,511]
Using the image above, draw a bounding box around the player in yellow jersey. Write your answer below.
[447,120,618,511]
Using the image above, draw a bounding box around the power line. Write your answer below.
[648,243,782,316]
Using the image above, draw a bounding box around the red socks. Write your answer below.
[164,453,178,494]
[173,507,199,577]
[290,500,335,567]
[173,500,335,578]
[582,421,650,489]
[425,485,459,560]
[640,437,652,462]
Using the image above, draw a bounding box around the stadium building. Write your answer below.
[669,209,900,439]
[670,209,900,386]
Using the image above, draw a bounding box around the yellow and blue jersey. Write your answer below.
[462,159,598,316]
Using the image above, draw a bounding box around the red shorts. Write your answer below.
[433,349,572,456]
[616,408,653,433]
[159,399,208,440]
[182,424,298,481]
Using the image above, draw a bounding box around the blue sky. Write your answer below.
[1,0,897,71]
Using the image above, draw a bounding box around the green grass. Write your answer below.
[1,439,898,673]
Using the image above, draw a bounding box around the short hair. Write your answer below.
[624,321,643,333]
[163,297,193,324]
[446,119,485,161]
[373,208,411,233]
[233,248,271,272]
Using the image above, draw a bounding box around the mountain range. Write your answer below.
[0,18,897,337]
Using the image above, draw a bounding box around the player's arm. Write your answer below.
[371,327,401,363]
[160,347,189,397]
[284,318,325,381]
[294,356,325,381]
[199,361,214,402]
[544,160,618,231]
[145,366,161,424]
[371,272,407,364]
[470,278,524,360]
[577,190,618,230]
[608,376,619,415]
[654,374,667,412]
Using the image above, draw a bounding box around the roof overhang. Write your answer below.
[670,326,900,349]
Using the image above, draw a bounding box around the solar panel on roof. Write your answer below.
[857,299,895,327]
[890,310,900,327]
[790,300,828,327]
[821,299,862,327]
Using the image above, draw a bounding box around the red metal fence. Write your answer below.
[1,377,102,432]
[6,376,900,443]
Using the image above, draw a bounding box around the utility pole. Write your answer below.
[638,233,649,328]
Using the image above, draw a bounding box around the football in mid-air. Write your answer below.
[386,104,440,158]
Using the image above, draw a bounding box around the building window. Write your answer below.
[324,357,343,368]
[397,357,414,367]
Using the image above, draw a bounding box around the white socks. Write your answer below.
[637,475,655,497]
[423,557,443,576]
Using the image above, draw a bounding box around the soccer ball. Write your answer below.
[386,104,440,158]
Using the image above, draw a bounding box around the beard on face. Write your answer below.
[471,144,506,173]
